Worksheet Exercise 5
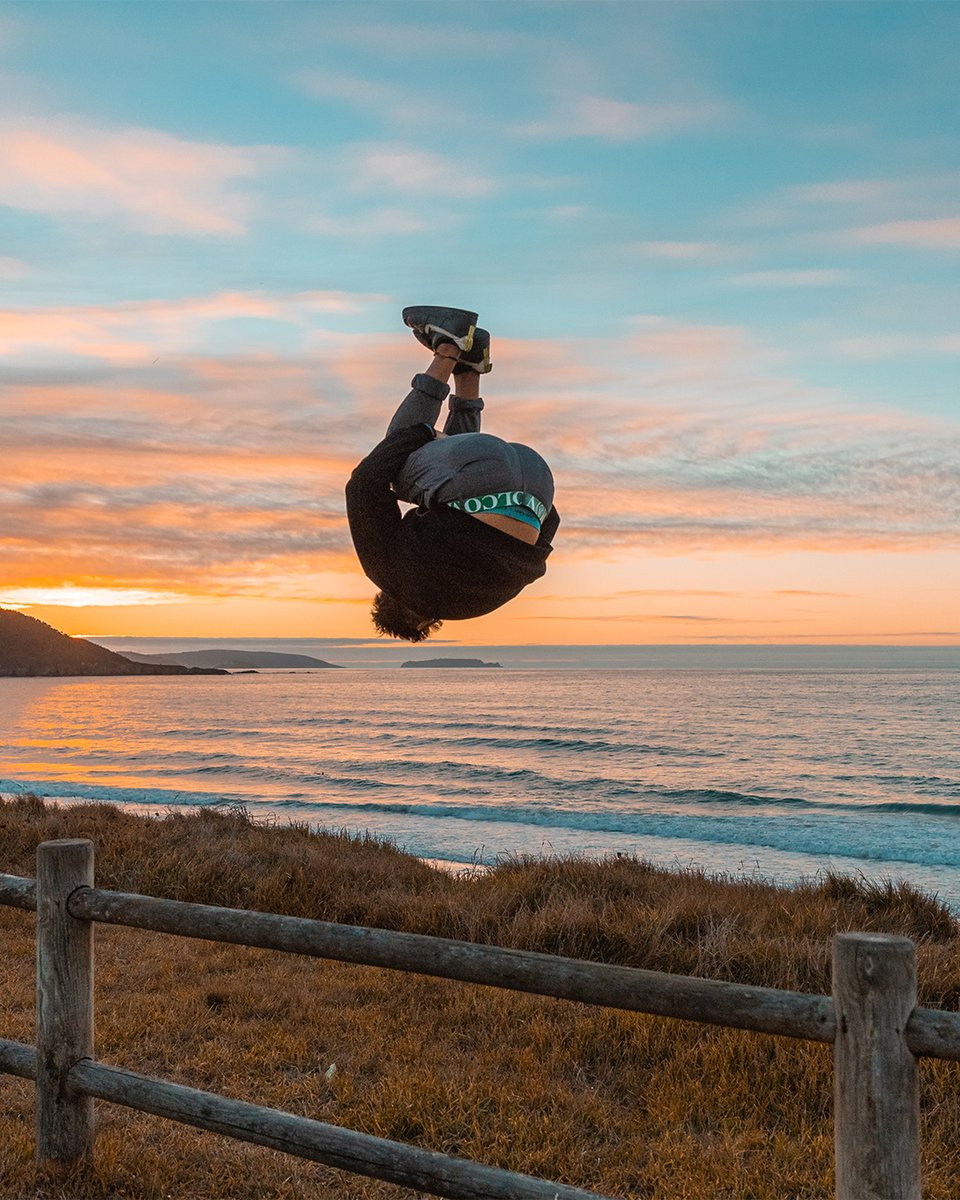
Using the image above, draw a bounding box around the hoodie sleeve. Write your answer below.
[345,423,436,586]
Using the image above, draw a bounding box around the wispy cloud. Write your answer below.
[489,322,960,553]
[0,289,383,363]
[0,586,196,608]
[845,217,960,250]
[344,143,495,198]
[0,255,29,279]
[773,590,856,598]
[731,269,851,288]
[740,175,960,252]
[303,19,517,56]
[622,316,758,365]
[517,613,789,624]
[518,96,728,142]
[292,70,464,129]
[538,589,745,602]
[630,241,740,264]
[832,333,960,360]
[305,207,432,238]
[0,119,283,235]
[786,178,918,206]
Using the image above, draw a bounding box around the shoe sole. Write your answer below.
[402,305,478,352]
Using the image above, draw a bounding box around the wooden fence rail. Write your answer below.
[1,838,958,1199]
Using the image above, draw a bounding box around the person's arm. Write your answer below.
[345,424,436,581]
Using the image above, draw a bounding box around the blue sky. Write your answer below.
[1,1,958,643]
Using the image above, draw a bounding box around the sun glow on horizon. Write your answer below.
[0,586,201,610]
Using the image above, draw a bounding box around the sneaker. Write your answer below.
[453,327,492,374]
[402,305,477,353]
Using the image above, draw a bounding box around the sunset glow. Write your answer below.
[2,2,958,646]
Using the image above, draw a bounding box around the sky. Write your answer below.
[1,0,958,646]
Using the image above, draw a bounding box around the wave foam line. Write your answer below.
[4,780,960,870]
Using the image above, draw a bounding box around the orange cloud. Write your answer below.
[622,316,757,365]
[0,309,150,362]
[0,120,283,234]
[3,316,959,642]
[0,289,384,363]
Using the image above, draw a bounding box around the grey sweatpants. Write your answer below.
[388,373,555,512]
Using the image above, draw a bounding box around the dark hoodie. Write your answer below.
[346,423,559,620]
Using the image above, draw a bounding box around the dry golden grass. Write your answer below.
[1,794,958,1199]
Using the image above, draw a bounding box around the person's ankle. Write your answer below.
[424,346,460,384]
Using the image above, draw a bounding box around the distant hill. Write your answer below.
[0,610,228,677]
[123,649,342,670]
[401,658,501,669]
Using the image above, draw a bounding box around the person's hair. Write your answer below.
[370,591,443,642]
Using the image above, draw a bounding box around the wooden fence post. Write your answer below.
[35,839,95,1171]
[833,932,921,1200]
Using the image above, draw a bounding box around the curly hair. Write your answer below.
[370,591,444,642]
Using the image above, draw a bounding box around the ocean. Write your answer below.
[2,648,959,909]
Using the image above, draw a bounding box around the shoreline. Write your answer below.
[3,787,957,914]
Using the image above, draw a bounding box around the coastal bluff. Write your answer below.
[0,609,227,677]
[401,658,502,669]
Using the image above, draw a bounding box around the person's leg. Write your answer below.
[442,369,484,436]
[384,349,461,437]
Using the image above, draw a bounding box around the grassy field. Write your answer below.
[1,794,958,1199]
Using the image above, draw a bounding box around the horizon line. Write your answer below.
[84,637,960,649]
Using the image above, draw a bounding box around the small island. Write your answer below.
[400,658,502,669]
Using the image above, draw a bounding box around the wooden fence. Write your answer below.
[1,837,959,1199]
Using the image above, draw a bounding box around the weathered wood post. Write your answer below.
[833,932,921,1200]
[35,839,95,1171]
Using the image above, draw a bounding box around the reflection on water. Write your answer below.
[2,669,959,907]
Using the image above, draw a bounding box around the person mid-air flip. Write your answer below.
[346,305,559,642]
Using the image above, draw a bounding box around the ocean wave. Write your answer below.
[293,799,960,869]
[4,777,959,870]
[155,728,267,739]
[372,732,721,757]
[1,778,243,808]
[287,714,659,740]
[8,758,959,818]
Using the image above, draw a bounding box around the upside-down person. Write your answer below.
[345,306,559,642]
